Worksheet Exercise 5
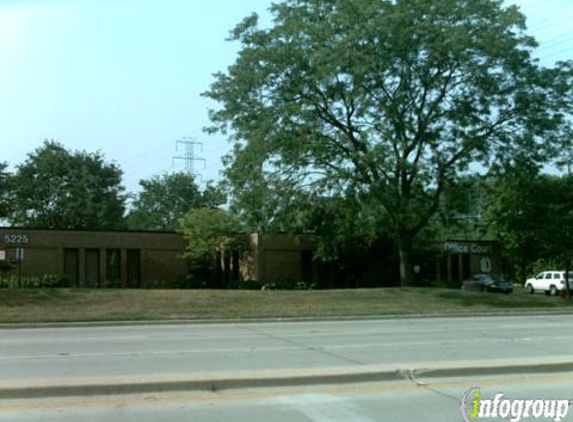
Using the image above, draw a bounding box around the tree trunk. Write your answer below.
[399,235,415,287]
[223,251,231,287]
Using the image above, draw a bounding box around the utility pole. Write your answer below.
[172,137,206,179]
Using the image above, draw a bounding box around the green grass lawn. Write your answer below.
[1,287,573,323]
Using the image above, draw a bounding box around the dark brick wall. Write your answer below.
[0,228,188,287]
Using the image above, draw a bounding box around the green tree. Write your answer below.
[433,175,494,241]
[205,0,572,286]
[485,172,573,281]
[126,173,225,231]
[179,208,245,264]
[7,140,126,229]
[179,208,246,286]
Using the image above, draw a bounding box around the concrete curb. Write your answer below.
[3,356,573,400]
[2,309,573,330]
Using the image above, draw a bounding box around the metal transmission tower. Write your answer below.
[172,137,206,179]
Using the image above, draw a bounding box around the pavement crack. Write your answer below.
[399,369,460,403]
[235,324,366,366]
[400,369,429,386]
[422,384,461,403]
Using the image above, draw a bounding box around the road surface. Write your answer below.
[1,315,572,381]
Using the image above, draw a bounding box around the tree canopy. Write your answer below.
[6,140,126,229]
[485,172,573,280]
[126,172,225,231]
[179,208,246,269]
[205,0,573,285]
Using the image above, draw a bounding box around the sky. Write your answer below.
[0,0,572,194]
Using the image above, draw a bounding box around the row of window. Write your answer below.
[64,248,141,287]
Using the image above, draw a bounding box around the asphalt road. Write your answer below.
[2,372,573,422]
[1,315,572,381]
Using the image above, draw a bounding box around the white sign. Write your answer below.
[444,242,493,254]
[480,257,492,273]
[3,234,29,244]
[0,250,5,261]
[15,248,25,260]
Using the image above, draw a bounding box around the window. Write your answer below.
[301,250,313,282]
[85,249,100,287]
[461,254,471,279]
[64,248,79,287]
[106,249,121,285]
[126,249,141,288]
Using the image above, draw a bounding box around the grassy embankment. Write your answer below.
[1,287,572,323]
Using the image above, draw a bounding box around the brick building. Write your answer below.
[0,229,327,288]
[0,227,188,287]
[0,227,501,288]
[240,233,316,283]
[438,239,501,284]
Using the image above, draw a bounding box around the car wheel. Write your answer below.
[526,284,534,294]
[480,285,485,292]
[550,285,558,296]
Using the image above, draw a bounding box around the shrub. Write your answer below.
[227,279,263,290]
[0,274,69,288]
[0,261,12,273]
[263,279,316,291]
[530,258,563,277]
[419,278,461,289]
[170,275,208,289]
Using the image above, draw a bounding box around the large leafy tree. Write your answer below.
[433,175,494,240]
[7,140,126,229]
[179,208,246,286]
[205,0,572,286]
[126,172,225,231]
[180,208,246,263]
[485,172,573,281]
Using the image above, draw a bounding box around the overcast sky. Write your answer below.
[0,0,572,193]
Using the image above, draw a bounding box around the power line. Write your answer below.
[537,32,573,49]
[526,9,573,32]
[539,45,573,61]
[121,140,174,167]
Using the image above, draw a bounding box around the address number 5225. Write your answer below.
[4,235,29,244]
